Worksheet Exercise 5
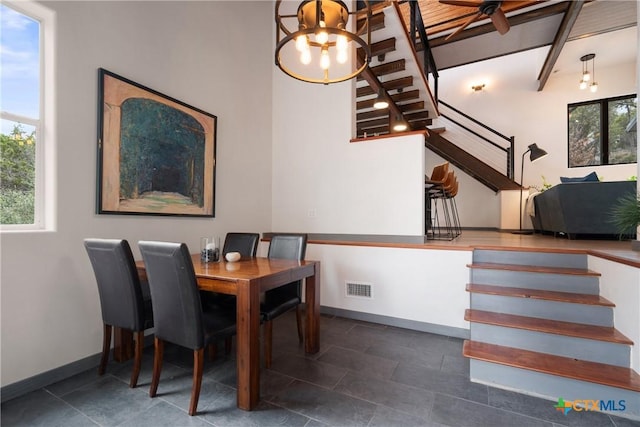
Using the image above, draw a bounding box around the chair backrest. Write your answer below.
[138,241,204,350]
[268,234,307,261]
[266,234,308,302]
[84,238,146,331]
[222,232,260,257]
[429,162,449,182]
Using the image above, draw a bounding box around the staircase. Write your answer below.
[465,249,640,419]
[356,3,520,192]
[426,130,520,192]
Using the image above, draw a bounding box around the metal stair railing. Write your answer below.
[438,100,515,180]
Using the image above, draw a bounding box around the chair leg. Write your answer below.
[264,320,273,368]
[149,337,164,398]
[207,343,217,361]
[98,324,111,375]
[189,348,204,416]
[130,331,144,388]
[295,305,303,343]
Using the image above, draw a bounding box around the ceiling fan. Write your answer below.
[439,0,510,40]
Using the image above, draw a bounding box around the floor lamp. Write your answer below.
[513,143,548,235]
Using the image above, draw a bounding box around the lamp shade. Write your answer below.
[528,143,548,162]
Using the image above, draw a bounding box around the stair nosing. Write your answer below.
[467,262,601,277]
[465,309,633,345]
[463,340,640,392]
[466,283,615,307]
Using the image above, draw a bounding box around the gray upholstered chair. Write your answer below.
[261,234,307,368]
[138,241,236,416]
[83,238,153,388]
[222,232,260,258]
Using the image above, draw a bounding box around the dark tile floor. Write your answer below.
[3,312,639,427]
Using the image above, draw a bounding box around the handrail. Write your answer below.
[438,100,515,180]
[440,100,511,143]
[408,2,438,102]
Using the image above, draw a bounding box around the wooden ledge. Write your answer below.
[464,340,640,392]
[465,309,633,345]
[350,129,428,143]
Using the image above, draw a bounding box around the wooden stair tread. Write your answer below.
[463,340,640,392]
[467,262,601,277]
[466,283,615,307]
[465,309,633,345]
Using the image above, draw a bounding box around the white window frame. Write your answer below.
[1,0,56,232]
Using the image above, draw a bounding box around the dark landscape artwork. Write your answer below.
[97,68,216,217]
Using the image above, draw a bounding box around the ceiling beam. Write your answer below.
[537,0,585,91]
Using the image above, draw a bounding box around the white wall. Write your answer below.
[308,244,471,331]
[590,256,640,372]
[1,1,273,387]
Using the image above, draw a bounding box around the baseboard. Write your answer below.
[1,334,154,403]
[320,305,469,339]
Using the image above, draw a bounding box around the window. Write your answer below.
[0,1,54,230]
[568,94,637,168]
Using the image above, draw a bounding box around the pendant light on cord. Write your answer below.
[579,53,598,93]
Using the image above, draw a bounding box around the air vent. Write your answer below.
[345,281,373,299]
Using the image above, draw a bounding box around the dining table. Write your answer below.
[134,255,321,411]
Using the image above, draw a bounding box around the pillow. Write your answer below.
[560,171,599,183]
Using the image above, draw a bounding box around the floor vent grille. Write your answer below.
[346,282,373,299]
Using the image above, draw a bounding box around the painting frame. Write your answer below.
[97,68,216,217]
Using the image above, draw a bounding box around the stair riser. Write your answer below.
[470,323,630,367]
[470,270,600,294]
[473,250,587,269]
[470,294,613,327]
[470,360,640,419]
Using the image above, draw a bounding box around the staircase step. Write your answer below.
[463,340,640,392]
[465,309,633,345]
[427,126,446,134]
[466,283,615,306]
[467,262,601,277]
[472,249,587,269]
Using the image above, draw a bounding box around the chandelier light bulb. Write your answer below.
[295,34,309,52]
[336,49,348,64]
[582,70,590,82]
[336,34,348,51]
[300,48,312,65]
[315,21,328,45]
[320,47,330,70]
[590,82,598,93]
[579,80,587,90]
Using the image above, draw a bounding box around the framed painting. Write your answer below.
[97,68,216,217]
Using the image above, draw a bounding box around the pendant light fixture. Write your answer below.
[373,88,389,109]
[392,115,408,132]
[275,0,372,85]
[579,53,598,92]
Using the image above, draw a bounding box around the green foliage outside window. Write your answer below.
[1,125,36,224]
[568,95,637,168]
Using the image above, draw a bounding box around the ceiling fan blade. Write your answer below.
[439,0,482,7]
[445,11,482,41]
[490,7,510,34]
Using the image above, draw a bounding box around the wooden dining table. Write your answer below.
[134,255,321,411]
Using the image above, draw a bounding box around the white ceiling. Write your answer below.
[431,0,637,75]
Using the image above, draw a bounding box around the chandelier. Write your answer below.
[579,53,598,93]
[275,0,372,85]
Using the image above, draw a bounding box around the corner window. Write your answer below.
[568,94,637,168]
[1,1,54,230]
